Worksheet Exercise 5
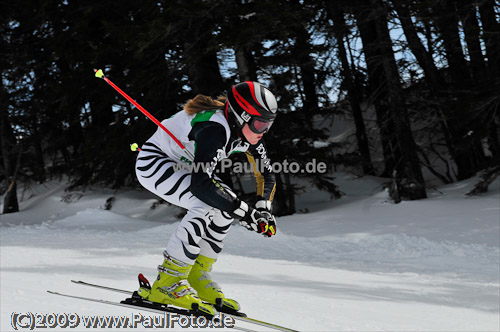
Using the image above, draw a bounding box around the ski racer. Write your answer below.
[135,81,278,316]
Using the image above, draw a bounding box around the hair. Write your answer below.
[184,94,227,114]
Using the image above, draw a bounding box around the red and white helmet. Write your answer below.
[225,81,278,134]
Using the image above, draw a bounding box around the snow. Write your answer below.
[1,174,499,331]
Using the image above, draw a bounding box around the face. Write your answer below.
[242,123,264,145]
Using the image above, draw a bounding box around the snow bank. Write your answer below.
[1,174,498,331]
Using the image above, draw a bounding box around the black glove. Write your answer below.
[233,200,270,234]
[255,199,277,237]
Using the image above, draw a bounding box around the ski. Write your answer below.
[72,279,244,315]
[47,290,257,332]
[71,280,131,294]
[70,279,300,332]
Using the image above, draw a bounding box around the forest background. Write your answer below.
[2,0,499,215]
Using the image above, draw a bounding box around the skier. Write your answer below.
[135,81,278,316]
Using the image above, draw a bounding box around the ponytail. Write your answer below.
[184,94,227,114]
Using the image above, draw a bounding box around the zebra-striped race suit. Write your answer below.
[135,109,275,264]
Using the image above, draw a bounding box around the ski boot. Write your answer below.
[138,252,216,316]
[188,255,243,315]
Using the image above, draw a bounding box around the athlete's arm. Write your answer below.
[188,122,238,213]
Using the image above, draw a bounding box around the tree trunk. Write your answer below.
[434,0,486,179]
[478,0,500,79]
[393,0,458,179]
[177,1,225,96]
[273,173,295,216]
[487,119,500,160]
[32,129,46,183]
[479,0,500,162]
[327,2,374,175]
[3,179,19,214]
[354,1,398,177]
[458,0,497,167]
[0,101,20,214]
[392,0,445,89]
[372,0,426,199]
[287,0,319,112]
[283,172,296,214]
[89,91,114,128]
[457,0,486,83]
[434,0,473,87]
[185,45,225,96]
[235,44,258,82]
[295,27,319,112]
[355,0,427,199]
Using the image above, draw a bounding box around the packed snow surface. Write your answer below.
[1,173,499,331]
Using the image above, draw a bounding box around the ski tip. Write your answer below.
[47,290,59,295]
[94,69,104,79]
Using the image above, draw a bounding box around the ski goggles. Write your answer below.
[249,118,274,134]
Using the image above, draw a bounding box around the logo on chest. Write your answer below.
[224,139,250,157]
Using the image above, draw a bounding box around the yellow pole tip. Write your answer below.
[95,69,104,78]
[130,143,139,152]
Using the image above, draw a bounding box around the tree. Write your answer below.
[478,0,500,162]
[326,1,375,175]
[432,0,487,179]
[0,81,20,214]
[4,0,498,212]
[354,0,427,200]
[392,0,445,89]
[173,0,226,96]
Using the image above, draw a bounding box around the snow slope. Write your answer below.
[1,174,499,331]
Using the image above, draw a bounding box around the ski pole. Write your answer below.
[94,69,194,160]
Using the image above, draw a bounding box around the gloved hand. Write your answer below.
[233,200,270,234]
[255,199,277,237]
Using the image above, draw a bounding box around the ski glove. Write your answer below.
[255,200,277,237]
[233,200,270,234]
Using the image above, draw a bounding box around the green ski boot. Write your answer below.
[188,255,241,314]
[138,252,216,316]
